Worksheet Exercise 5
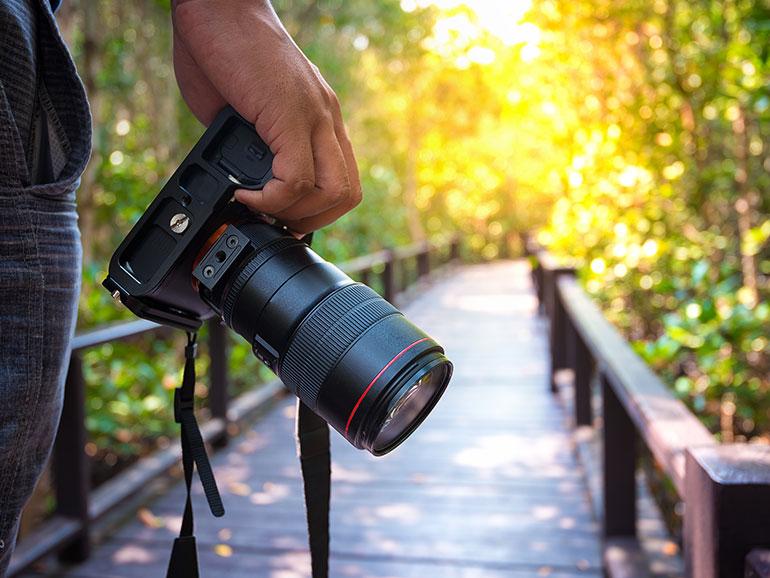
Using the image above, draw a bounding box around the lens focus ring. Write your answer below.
[279,284,399,408]
[221,237,301,326]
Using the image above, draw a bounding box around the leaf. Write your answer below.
[691,260,709,286]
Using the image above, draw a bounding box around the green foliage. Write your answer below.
[539,0,770,441]
[82,335,182,458]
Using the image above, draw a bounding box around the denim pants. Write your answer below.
[0,1,91,575]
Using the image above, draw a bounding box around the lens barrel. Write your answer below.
[201,223,452,455]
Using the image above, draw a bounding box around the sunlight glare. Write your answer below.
[411,0,542,63]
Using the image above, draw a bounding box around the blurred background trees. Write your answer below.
[534,0,770,442]
[54,0,768,470]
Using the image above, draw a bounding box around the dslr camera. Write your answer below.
[103,107,452,455]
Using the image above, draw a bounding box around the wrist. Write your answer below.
[173,0,271,10]
[173,0,291,48]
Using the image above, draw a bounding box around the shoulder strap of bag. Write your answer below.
[296,400,331,578]
[166,332,225,578]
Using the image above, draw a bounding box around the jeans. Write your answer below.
[0,0,91,574]
[0,191,81,575]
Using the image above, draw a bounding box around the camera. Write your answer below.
[103,107,452,455]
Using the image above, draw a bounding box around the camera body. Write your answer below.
[103,107,275,331]
[104,107,453,456]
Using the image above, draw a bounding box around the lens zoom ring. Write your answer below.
[222,237,301,326]
[280,284,400,406]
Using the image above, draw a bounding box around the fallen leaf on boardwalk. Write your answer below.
[663,541,679,556]
[228,482,251,496]
[137,508,163,528]
[214,544,233,558]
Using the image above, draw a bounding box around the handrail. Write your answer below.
[338,249,391,275]
[392,242,428,261]
[72,319,162,351]
[9,234,462,576]
[557,275,715,495]
[530,243,770,578]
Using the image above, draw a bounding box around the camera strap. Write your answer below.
[296,400,331,578]
[166,332,225,578]
[292,231,331,578]
[163,333,329,577]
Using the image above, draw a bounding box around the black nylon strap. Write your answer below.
[296,400,331,578]
[166,332,225,578]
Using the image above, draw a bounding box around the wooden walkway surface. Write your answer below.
[32,261,601,577]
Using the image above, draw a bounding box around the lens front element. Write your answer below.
[371,360,451,455]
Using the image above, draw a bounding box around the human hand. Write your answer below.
[171,0,361,233]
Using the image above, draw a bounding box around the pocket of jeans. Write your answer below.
[0,82,30,190]
[0,82,85,201]
[24,79,91,201]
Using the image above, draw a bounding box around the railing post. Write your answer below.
[532,261,544,313]
[53,352,91,562]
[573,330,594,427]
[542,265,555,391]
[417,242,430,279]
[684,445,770,578]
[547,266,575,392]
[208,319,229,447]
[499,232,510,259]
[383,250,396,303]
[360,268,371,288]
[450,236,461,262]
[602,372,637,538]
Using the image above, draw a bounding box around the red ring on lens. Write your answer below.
[344,337,430,435]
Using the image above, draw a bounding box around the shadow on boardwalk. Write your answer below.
[30,261,601,577]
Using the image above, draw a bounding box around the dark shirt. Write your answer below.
[0,0,39,162]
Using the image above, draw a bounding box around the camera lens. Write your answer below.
[200,222,452,455]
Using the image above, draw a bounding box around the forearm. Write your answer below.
[171,0,316,126]
[170,0,361,232]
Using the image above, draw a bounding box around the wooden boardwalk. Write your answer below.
[33,261,601,577]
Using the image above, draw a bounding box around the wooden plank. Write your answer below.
[108,525,601,569]
[141,465,597,522]
[50,540,602,578]
[604,537,653,578]
[557,276,715,495]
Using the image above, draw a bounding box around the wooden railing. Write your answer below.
[530,243,770,578]
[9,235,461,576]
